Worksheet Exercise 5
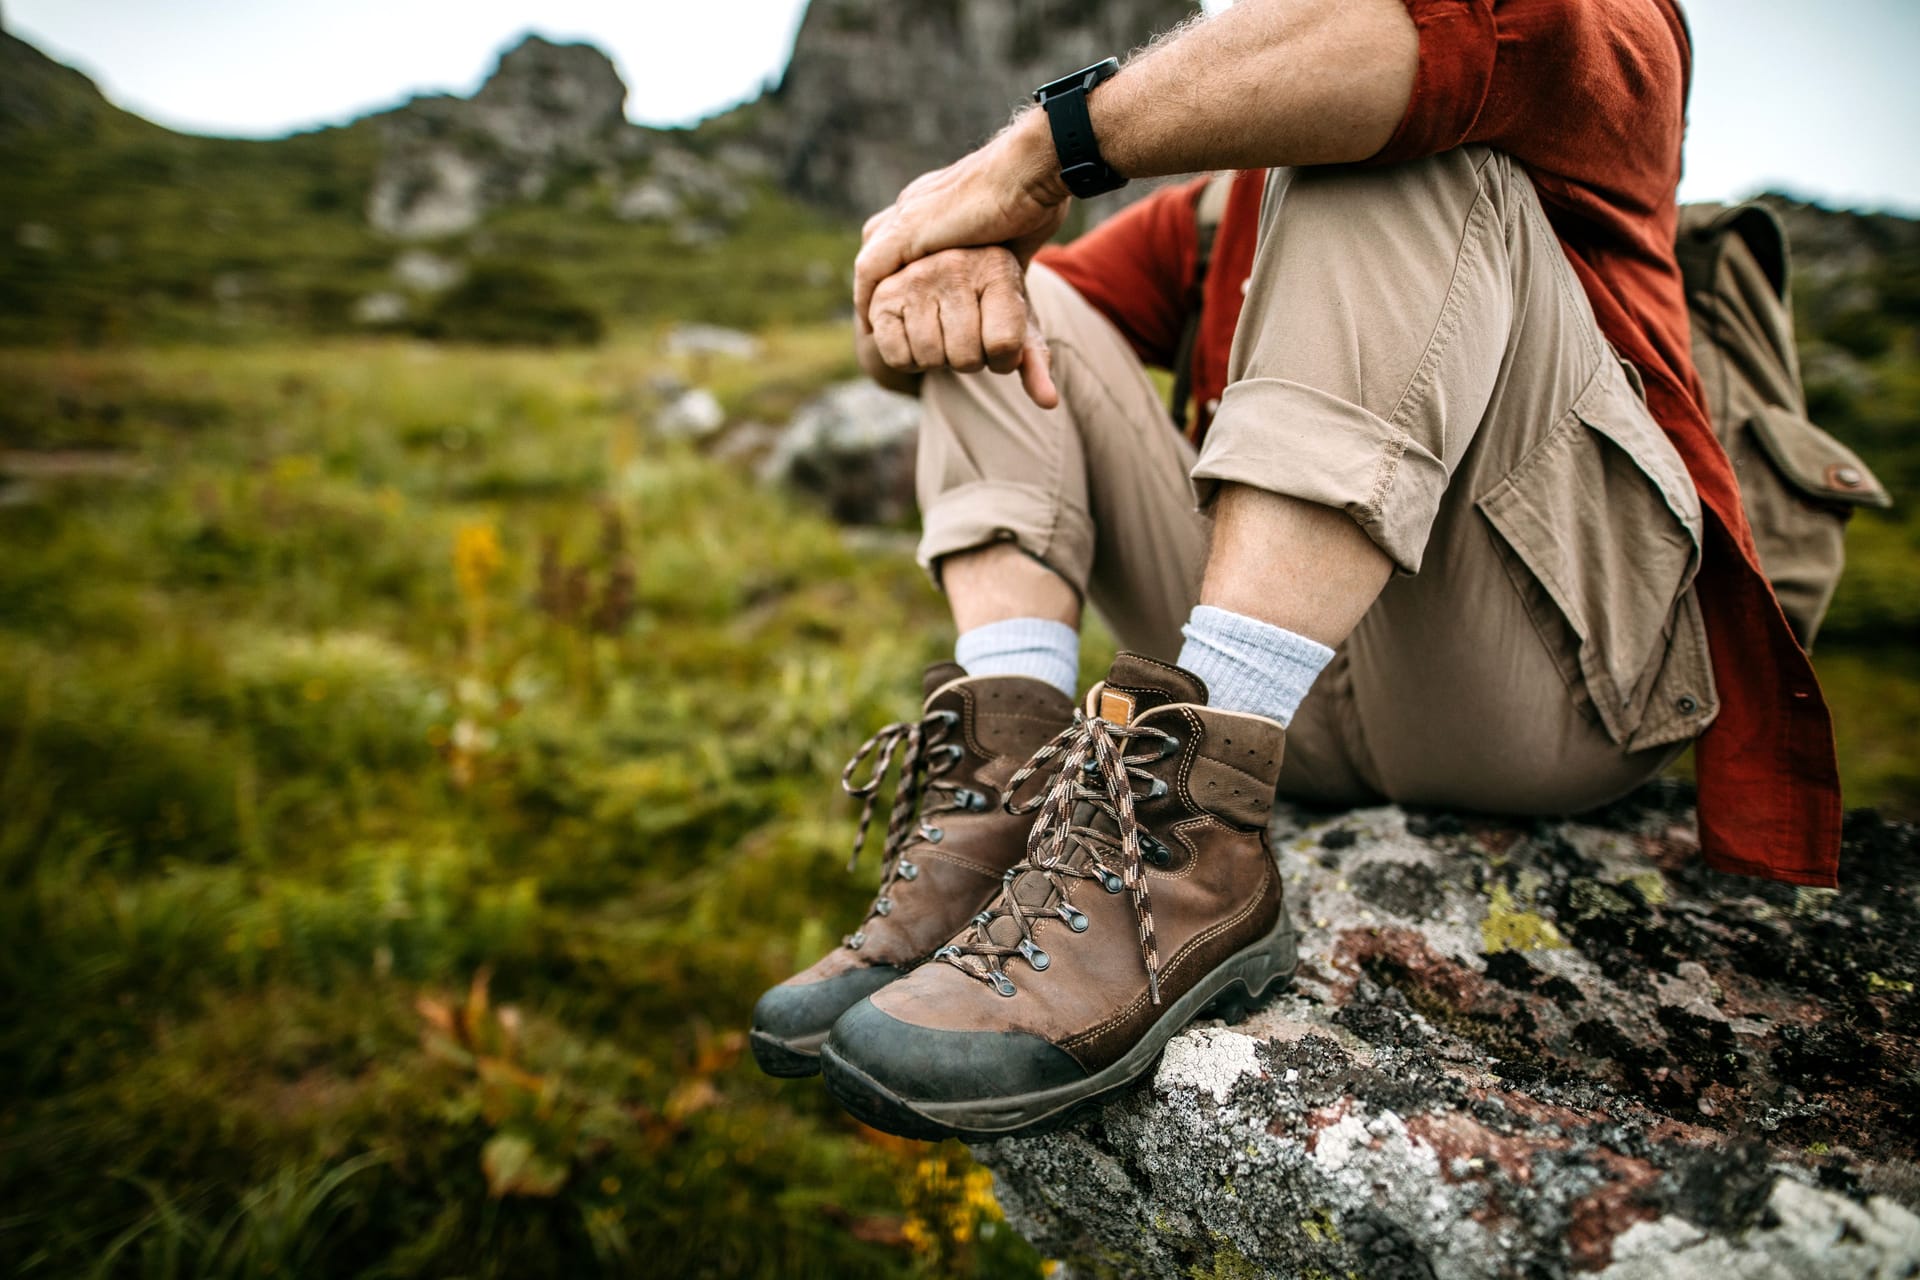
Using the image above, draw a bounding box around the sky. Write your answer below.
[7,0,1919,214]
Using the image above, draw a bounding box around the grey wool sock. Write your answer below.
[1175,604,1334,727]
[954,617,1080,699]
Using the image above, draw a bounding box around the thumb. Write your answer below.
[1017,322,1059,410]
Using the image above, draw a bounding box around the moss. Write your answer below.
[1299,1207,1341,1244]
[1482,882,1570,954]
[1187,1239,1264,1280]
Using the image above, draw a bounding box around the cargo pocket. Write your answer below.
[1733,404,1891,647]
[1477,361,1718,751]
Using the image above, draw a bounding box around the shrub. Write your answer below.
[416,262,604,347]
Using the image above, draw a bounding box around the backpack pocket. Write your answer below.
[1476,361,1718,751]
[1733,404,1891,647]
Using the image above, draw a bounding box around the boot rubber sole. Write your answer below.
[749,1027,829,1078]
[819,913,1296,1141]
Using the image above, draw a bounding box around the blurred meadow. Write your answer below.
[1,8,1917,1279]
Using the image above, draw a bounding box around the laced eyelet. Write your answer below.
[957,788,993,812]
[1141,837,1172,868]
[897,861,919,881]
[873,897,893,916]
[921,824,944,843]
[988,970,1017,997]
[847,931,866,949]
[1098,870,1124,894]
[1018,939,1051,972]
[933,944,961,962]
[973,911,993,926]
[1058,904,1089,932]
[1145,777,1169,800]
[931,709,960,728]
[931,744,965,767]
[1156,734,1182,760]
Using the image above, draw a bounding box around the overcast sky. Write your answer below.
[7,0,1918,213]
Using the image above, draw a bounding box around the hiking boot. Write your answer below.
[749,663,1076,1077]
[818,652,1295,1138]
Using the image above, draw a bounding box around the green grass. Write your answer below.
[0,336,1045,1278]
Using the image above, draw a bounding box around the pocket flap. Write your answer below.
[1747,405,1892,509]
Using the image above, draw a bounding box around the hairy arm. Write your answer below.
[853,0,1419,323]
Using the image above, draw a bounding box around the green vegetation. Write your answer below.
[0,337,1045,1277]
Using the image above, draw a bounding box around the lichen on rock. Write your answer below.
[979,783,1920,1278]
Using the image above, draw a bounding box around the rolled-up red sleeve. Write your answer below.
[1375,0,1690,222]
[1034,176,1210,370]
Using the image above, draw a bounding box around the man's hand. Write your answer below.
[859,247,1058,410]
[853,111,1069,331]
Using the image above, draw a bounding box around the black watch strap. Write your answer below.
[1033,58,1128,200]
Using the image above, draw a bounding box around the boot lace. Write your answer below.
[838,707,991,950]
[934,709,1179,1002]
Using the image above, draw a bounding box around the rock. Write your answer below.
[367,36,645,239]
[662,324,761,361]
[352,291,408,326]
[615,180,681,223]
[760,381,921,525]
[655,387,726,440]
[762,0,1195,219]
[392,249,464,294]
[979,787,1920,1279]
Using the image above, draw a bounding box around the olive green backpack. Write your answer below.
[1675,202,1890,647]
[1176,189,1891,649]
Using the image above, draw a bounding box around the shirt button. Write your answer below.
[1205,397,1221,416]
[1240,277,1252,296]
[1832,465,1863,488]
[1676,695,1699,715]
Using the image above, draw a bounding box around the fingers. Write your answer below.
[864,249,1054,409]
[1018,318,1059,411]
[978,276,1027,375]
[853,231,904,329]
[936,271,987,373]
[869,294,912,372]
[903,295,946,371]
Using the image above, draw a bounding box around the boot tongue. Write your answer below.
[922,662,968,703]
[1097,652,1208,724]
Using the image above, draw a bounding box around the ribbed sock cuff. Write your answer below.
[955,617,1080,700]
[1176,604,1334,727]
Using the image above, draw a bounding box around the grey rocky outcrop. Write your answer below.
[980,785,1920,1279]
[760,380,921,525]
[367,36,645,239]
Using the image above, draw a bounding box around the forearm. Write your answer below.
[1012,0,1419,202]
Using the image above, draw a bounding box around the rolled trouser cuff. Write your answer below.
[1191,376,1451,575]
[916,479,1096,595]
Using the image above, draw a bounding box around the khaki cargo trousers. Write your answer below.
[915,147,1720,814]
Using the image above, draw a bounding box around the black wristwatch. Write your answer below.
[1032,58,1128,200]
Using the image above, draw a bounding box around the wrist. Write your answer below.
[1006,107,1073,209]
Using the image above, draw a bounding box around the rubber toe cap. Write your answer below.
[827,997,1086,1102]
[752,964,901,1042]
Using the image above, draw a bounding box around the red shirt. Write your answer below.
[1037,0,1842,887]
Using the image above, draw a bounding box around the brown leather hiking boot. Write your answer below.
[818,652,1295,1137]
[749,663,1075,1077]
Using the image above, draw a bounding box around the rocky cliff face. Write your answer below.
[980,786,1920,1279]
[764,0,1197,218]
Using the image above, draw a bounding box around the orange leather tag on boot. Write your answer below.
[1098,689,1136,725]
